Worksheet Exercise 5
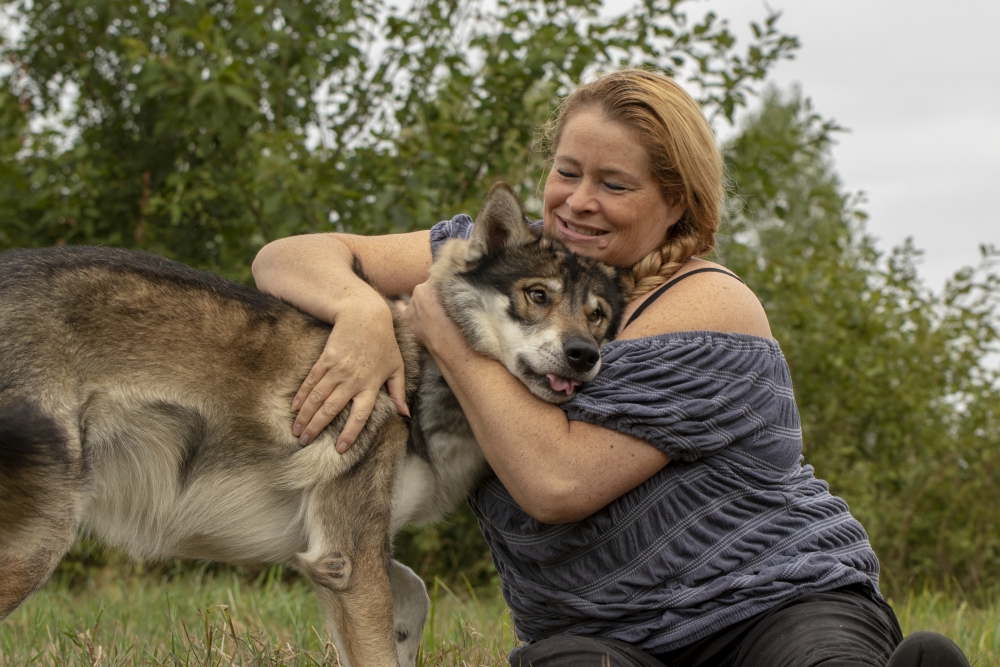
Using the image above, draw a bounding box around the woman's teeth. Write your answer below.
[565,221,605,236]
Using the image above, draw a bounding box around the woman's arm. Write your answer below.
[399,262,770,523]
[252,230,432,450]
[400,278,669,523]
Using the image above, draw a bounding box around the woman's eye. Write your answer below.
[557,169,578,179]
[527,289,547,304]
[605,181,626,192]
[588,309,603,323]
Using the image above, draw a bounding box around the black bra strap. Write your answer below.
[624,267,745,330]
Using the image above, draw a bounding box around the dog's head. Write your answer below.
[432,182,627,404]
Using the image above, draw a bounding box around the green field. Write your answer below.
[1,563,997,666]
[0,562,511,666]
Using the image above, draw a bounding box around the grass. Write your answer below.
[0,562,512,666]
[1,562,997,666]
[889,589,1000,666]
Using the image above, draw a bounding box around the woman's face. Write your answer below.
[543,108,685,268]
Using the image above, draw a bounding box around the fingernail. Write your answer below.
[300,434,311,446]
[292,399,300,411]
[402,405,411,418]
[292,423,302,436]
[337,441,348,453]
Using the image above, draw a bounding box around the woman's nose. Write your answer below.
[566,180,598,213]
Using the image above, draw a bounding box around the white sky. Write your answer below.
[687,0,1000,291]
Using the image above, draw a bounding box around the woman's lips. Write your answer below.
[557,215,608,241]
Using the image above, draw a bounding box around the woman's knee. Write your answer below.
[885,631,970,667]
[512,635,665,667]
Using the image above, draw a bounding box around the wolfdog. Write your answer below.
[0,183,625,666]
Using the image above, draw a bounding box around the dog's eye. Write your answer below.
[588,309,603,323]
[527,289,547,305]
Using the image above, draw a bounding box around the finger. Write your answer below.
[299,383,356,446]
[294,372,347,439]
[292,361,328,412]
[386,366,410,418]
[335,391,378,453]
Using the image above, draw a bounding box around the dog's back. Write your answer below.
[0,246,327,408]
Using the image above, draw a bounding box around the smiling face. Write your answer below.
[543,108,686,268]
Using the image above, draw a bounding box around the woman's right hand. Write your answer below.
[291,293,410,452]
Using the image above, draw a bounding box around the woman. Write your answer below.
[253,69,968,667]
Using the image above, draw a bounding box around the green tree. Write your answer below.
[721,88,1000,597]
[0,0,796,280]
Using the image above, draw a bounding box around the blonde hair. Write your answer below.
[543,69,724,301]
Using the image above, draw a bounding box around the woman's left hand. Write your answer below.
[396,278,466,354]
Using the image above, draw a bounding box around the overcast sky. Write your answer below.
[647,0,1000,291]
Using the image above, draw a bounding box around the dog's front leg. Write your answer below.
[296,418,408,667]
[301,545,397,667]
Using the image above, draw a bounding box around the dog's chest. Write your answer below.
[391,359,489,529]
[416,362,474,443]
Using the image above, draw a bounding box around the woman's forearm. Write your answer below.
[424,324,670,523]
[252,233,382,323]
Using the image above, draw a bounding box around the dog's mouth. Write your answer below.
[516,359,594,405]
[545,373,580,397]
[522,372,575,404]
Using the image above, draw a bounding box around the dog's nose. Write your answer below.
[563,337,600,373]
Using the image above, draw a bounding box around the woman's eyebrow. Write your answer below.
[553,155,582,167]
[597,167,635,178]
[554,156,637,179]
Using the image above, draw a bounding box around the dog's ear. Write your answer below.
[467,182,534,259]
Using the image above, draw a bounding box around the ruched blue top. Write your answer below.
[430,216,881,657]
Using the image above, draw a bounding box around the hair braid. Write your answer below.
[623,216,704,300]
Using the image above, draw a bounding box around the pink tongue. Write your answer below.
[547,374,580,396]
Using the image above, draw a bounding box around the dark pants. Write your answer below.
[513,585,970,667]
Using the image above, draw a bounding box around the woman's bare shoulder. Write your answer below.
[618,258,773,341]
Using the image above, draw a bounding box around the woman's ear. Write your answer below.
[663,192,687,231]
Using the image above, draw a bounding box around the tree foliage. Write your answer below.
[0,0,796,280]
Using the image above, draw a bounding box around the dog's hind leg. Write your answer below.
[0,401,83,621]
[297,418,409,667]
